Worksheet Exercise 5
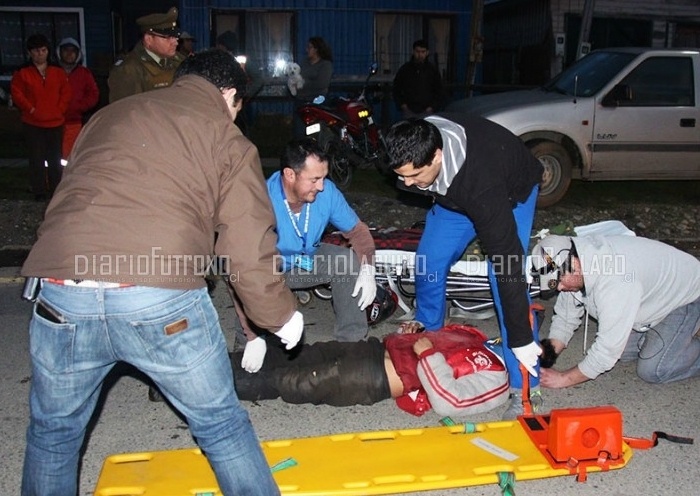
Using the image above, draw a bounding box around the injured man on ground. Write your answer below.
[231,325,510,417]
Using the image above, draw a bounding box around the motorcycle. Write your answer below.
[297,62,387,189]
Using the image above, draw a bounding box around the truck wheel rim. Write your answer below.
[539,155,561,195]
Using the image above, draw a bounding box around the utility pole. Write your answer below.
[465,0,484,97]
[577,0,595,59]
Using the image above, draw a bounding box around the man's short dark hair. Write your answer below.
[385,119,442,170]
[174,48,248,100]
[280,139,328,173]
[413,39,428,50]
[27,33,50,51]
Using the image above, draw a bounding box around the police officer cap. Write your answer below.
[137,7,180,37]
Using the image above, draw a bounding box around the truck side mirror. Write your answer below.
[601,84,632,107]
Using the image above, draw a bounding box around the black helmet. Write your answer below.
[366,284,398,326]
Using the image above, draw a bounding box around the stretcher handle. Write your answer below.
[519,303,544,417]
[520,364,533,416]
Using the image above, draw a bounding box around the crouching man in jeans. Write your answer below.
[20,49,302,496]
[532,234,700,388]
[233,139,378,374]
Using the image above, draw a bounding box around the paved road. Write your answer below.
[0,267,697,495]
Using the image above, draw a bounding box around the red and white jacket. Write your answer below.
[384,325,509,417]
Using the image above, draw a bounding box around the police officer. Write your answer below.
[108,7,185,103]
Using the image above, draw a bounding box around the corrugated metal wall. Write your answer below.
[0,0,112,69]
[179,0,471,120]
[180,0,470,76]
[0,0,114,107]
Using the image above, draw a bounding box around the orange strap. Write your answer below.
[623,431,693,450]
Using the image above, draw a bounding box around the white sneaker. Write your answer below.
[501,387,543,420]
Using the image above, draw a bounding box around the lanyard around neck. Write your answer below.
[280,177,311,253]
[284,200,310,252]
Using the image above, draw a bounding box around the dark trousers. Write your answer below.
[231,337,391,406]
[24,123,63,196]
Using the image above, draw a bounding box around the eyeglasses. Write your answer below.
[147,31,178,40]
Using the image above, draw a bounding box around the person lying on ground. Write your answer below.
[231,324,510,418]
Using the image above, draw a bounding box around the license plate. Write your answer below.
[306,123,321,135]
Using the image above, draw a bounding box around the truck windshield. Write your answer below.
[543,51,637,97]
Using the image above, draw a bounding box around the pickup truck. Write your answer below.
[448,47,700,206]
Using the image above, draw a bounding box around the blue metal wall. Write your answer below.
[0,1,471,81]
[0,0,112,67]
[179,0,471,121]
[180,0,471,78]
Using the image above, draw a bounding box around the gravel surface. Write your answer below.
[1,185,698,262]
[344,191,700,256]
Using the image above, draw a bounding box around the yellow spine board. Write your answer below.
[95,416,633,496]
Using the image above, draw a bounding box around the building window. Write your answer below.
[0,7,84,81]
[212,10,294,79]
[374,13,454,82]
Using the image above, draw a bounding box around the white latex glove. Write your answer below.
[351,264,377,311]
[512,341,542,378]
[275,311,304,350]
[241,337,267,373]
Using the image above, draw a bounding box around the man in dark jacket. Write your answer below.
[393,39,443,118]
[384,114,544,419]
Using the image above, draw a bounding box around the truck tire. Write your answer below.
[528,141,572,208]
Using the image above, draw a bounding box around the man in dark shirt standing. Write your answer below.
[393,39,443,119]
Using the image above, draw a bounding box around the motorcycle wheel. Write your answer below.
[322,138,353,190]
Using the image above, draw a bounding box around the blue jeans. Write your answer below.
[626,296,700,383]
[22,283,279,496]
[285,243,368,341]
[414,186,540,389]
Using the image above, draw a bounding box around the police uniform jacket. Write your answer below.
[22,74,297,331]
[108,41,184,103]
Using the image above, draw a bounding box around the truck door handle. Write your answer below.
[680,118,695,127]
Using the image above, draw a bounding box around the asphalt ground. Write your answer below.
[0,266,698,495]
[0,157,698,494]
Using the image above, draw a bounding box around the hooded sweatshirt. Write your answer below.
[548,235,700,379]
[57,37,99,124]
